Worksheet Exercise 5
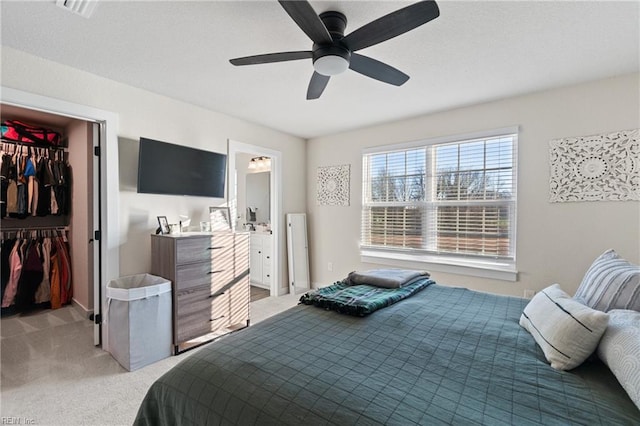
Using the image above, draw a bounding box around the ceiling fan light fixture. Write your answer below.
[229,1,440,99]
[313,54,350,76]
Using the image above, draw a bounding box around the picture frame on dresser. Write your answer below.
[157,216,170,234]
[209,206,232,231]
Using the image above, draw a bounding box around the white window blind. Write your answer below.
[362,131,517,262]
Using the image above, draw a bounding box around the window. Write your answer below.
[361,128,517,270]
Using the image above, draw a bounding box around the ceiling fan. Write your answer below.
[229,0,440,100]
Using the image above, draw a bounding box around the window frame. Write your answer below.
[360,126,519,281]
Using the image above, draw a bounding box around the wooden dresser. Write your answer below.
[150,232,250,354]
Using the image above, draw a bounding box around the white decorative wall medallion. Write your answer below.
[549,129,639,202]
[317,164,350,206]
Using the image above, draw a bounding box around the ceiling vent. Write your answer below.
[56,0,98,19]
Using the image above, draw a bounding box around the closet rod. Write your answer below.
[1,138,67,151]
[0,226,69,239]
[1,225,69,231]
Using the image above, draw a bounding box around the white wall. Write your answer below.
[2,47,307,289]
[307,73,640,297]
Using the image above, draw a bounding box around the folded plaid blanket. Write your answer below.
[299,277,434,316]
[347,268,430,288]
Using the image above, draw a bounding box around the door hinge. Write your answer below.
[94,230,101,241]
[90,313,102,324]
[94,146,100,156]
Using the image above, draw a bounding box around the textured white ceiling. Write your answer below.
[1,1,638,139]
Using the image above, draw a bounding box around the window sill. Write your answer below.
[360,249,518,282]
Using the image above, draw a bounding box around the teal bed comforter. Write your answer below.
[134,284,640,425]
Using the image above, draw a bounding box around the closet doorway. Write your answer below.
[2,87,119,351]
[1,104,101,345]
[228,140,283,297]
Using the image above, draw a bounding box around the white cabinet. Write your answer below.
[250,233,272,289]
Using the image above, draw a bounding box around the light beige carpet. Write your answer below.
[0,292,299,426]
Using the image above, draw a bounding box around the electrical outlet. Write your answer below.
[328,262,333,272]
[524,289,536,299]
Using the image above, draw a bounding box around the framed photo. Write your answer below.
[157,216,170,234]
[209,206,232,231]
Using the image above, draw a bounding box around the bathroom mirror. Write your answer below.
[246,172,270,223]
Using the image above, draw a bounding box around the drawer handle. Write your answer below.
[210,315,225,322]
[207,246,224,250]
[209,291,226,299]
[208,270,223,275]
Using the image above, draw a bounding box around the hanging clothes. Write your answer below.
[0,142,70,220]
[2,239,23,308]
[36,155,51,216]
[49,247,61,310]
[2,125,74,315]
[59,236,72,304]
[34,237,51,304]
[0,152,11,218]
[0,230,72,314]
[1,238,16,302]
[14,240,44,310]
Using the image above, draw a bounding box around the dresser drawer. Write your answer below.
[175,261,226,291]
[176,287,230,342]
[176,286,228,316]
[176,236,216,264]
[177,315,229,343]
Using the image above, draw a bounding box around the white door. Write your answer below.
[286,213,310,294]
[91,122,102,345]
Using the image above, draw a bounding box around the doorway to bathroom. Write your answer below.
[227,140,283,297]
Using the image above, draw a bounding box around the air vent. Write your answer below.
[56,0,98,19]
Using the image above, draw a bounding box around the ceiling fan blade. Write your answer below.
[343,0,440,52]
[307,72,330,100]
[230,51,312,66]
[278,1,332,45]
[349,54,409,86]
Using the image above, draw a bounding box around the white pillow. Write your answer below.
[520,284,609,370]
[597,309,640,410]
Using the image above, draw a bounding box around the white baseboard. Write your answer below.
[71,298,93,319]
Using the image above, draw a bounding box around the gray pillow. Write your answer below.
[574,249,640,312]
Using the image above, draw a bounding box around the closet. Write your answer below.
[0,105,95,320]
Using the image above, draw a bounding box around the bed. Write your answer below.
[134,284,640,425]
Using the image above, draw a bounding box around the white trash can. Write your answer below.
[106,274,172,371]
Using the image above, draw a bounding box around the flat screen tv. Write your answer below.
[137,137,227,198]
